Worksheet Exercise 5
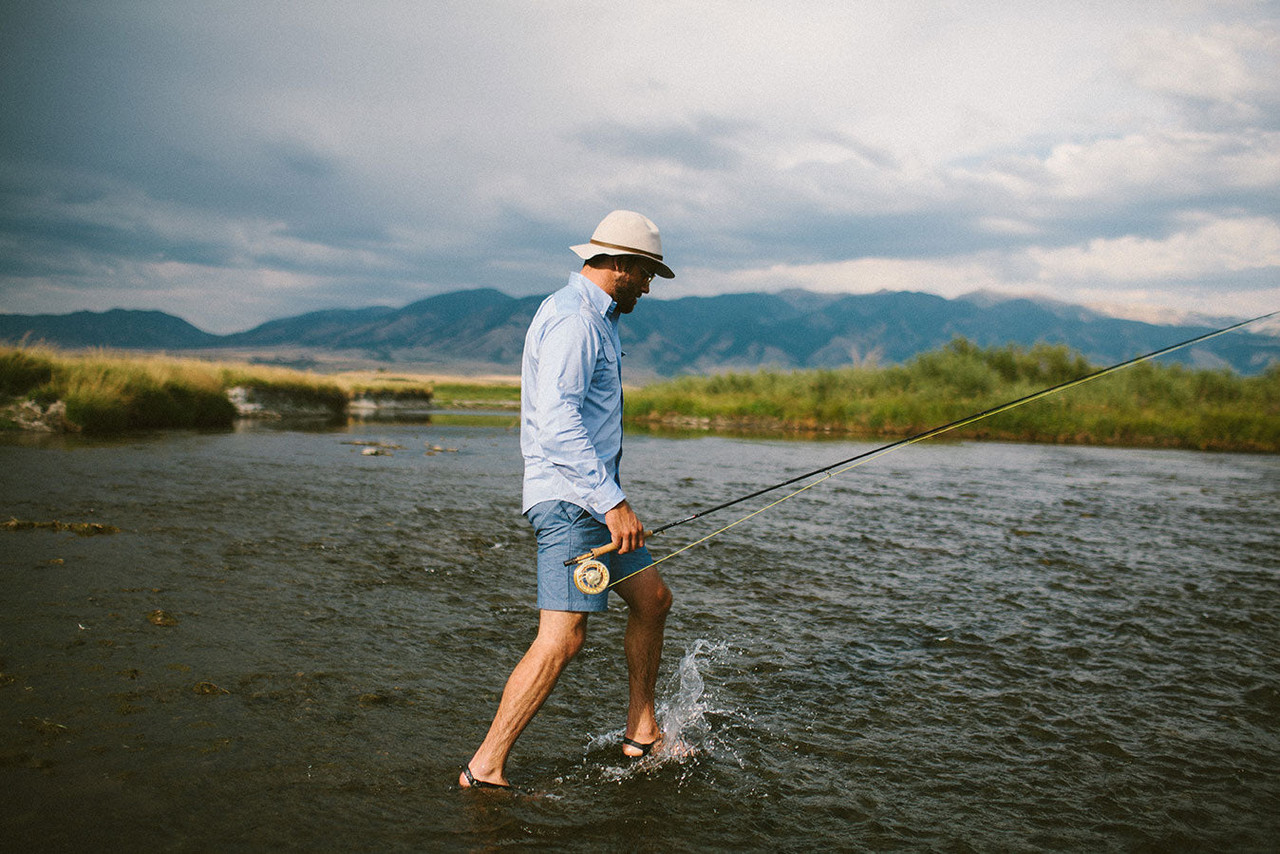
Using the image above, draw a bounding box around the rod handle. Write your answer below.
[565,529,654,566]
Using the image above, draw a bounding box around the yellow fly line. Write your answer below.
[595,308,1280,589]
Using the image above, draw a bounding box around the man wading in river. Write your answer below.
[459,211,676,790]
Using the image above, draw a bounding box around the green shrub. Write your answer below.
[65,388,130,433]
[28,382,61,407]
[127,382,236,430]
[0,349,54,396]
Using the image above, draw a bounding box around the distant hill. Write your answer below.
[0,308,221,349]
[620,291,1279,375]
[3,290,1278,376]
[219,289,537,365]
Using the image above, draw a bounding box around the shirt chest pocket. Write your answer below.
[593,337,619,387]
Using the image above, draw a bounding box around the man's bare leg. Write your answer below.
[614,568,673,755]
[459,609,588,787]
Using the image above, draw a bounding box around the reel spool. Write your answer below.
[573,558,610,595]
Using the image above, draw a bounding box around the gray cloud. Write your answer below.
[1,1,1277,332]
[575,116,749,171]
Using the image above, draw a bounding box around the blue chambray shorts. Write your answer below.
[525,500,654,612]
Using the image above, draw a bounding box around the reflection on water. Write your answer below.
[1,424,1278,852]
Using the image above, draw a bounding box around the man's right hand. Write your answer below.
[604,499,645,554]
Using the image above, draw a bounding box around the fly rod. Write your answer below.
[565,308,1279,594]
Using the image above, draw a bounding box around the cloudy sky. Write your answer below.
[1,1,1278,334]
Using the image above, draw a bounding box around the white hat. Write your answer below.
[571,210,674,278]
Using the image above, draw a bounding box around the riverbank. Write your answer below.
[0,346,438,433]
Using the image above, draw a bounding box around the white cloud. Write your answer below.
[679,254,1009,300]
[1119,21,1280,124]
[1026,215,1280,282]
[682,214,1280,300]
[956,130,1280,206]
[671,213,1280,324]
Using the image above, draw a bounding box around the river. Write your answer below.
[2,420,1277,851]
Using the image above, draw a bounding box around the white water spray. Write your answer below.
[585,639,726,780]
[654,638,724,756]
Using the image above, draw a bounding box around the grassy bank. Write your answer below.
[6,341,1278,451]
[324,370,517,407]
[0,346,436,433]
[625,339,1280,452]
[426,382,520,409]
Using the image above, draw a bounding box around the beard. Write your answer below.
[613,278,646,314]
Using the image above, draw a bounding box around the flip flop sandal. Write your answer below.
[622,737,658,757]
[461,765,512,790]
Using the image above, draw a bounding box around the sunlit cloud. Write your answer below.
[1027,215,1280,282]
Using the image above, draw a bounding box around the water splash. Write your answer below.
[655,638,724,755]
[584,639,727,782]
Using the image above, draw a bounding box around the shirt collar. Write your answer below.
[570,271,619,322]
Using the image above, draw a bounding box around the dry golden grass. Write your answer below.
[1,345,445,431]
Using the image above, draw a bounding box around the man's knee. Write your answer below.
[657,582,674,615]
[636,582,673,622]
[534,613,589,662]
[561,620,588,658]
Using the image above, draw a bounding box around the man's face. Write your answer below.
[610,257,657,314]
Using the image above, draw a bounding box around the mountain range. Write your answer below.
[2,290,1277,377]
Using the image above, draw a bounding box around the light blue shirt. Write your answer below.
[521,273,628,520]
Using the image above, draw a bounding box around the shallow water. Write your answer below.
[1,422,1278,851]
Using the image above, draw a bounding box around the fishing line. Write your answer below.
[567,308,1279,592]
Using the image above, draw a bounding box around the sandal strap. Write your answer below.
[462,765,511,789]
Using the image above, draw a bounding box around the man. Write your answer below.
[459,210,676,790]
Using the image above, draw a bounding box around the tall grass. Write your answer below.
[0,349,55,398]
[0,346,433,433]
[2,346,237,432]
[625,339,1280,452]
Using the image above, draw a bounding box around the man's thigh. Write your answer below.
[526,500,612,613]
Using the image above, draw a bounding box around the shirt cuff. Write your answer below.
[584,481,627,517]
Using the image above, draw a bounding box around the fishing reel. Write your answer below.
[572,558,610,595]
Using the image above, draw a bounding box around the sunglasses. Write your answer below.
[615,257,656,282]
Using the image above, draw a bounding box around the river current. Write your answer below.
[1,420,1277,852]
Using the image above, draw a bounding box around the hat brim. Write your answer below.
[571,243,674,278]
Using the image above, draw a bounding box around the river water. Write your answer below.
[1,420,1277,852]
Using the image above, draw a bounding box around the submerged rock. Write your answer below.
[193,681,230,695]
[147,609,179,627]
[2,518,121,536]
[344,440,404,456]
